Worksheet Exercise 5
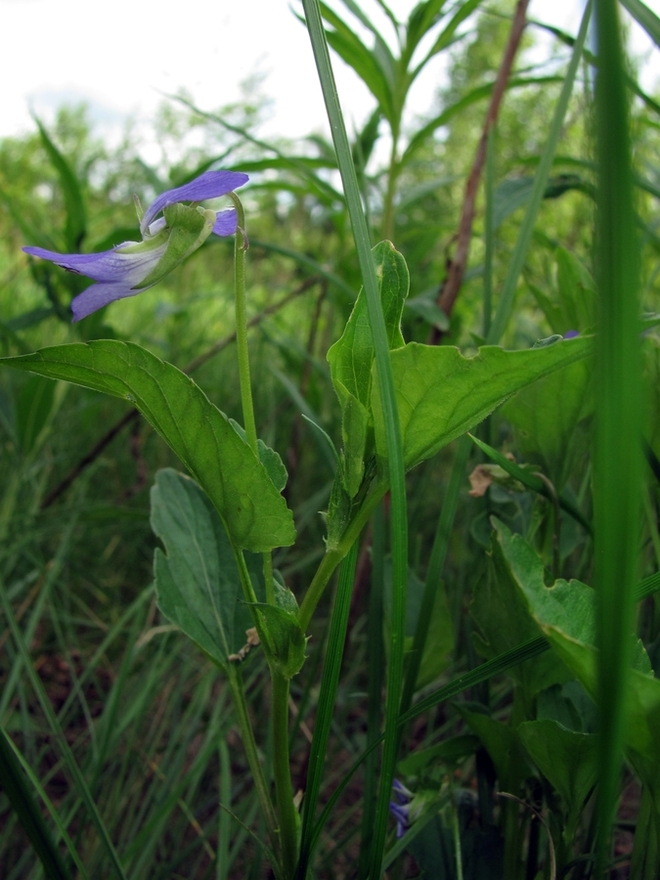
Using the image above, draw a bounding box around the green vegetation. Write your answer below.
[1,1,660,877]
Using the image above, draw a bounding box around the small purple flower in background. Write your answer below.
[564,330,580,339]
[23,170,248,322]
[389,779,414,838]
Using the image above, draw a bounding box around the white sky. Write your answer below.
[1,0,658,157]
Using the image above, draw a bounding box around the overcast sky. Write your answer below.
[1,0,658,156]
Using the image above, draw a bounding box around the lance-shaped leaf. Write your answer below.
[371,335,593,472]
[0,341,295,552]
[151,469,262,669]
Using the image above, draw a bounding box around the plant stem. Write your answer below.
[229,192,258,455]
[228,194,276,607]
[271,671,298,878]
[298,484,386,631]
[226,663,281,871]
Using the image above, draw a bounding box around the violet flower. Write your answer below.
[389,779,414,839]
[23,170,249,321]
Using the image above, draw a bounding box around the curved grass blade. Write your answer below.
[2,729,90,880]
[412,0,482,75]
[469,433,593,534]
[0,727,74,880]
[616,0,660,48]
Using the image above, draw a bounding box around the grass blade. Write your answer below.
[592,0,642,872]
[296,541,359,878]
[302,2,409,875]
[0,726,73,880]
[0,578,129,880]
[357,504,386,880]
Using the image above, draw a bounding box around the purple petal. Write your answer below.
[391,780,412,803]
[389,802,410,838]
[212,208,238,237]
[23,243,164,286]
[71,280,148,322]
[141,171,249,235]
[564,330,580,339]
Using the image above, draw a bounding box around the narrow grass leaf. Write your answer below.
[469,433,592,534]
[0,579,128,880]
[592,0,643,870]
[0,727,73,880]
[302,3,409,875]
[358,503,386,880]
[296,542,358,879]
[2,730,90,880]
[619,0,660,47]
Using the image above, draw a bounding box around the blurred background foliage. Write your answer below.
[1,0,660,876]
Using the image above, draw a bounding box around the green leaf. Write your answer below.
[0,341,295,552]
[556,247,596,332]
[352,107,382,171]
[460,708,532,792]
[372,335,592,472]
[230,419,288,492]
[397,734,480,776]
[471,528,570,699]
[138,203,216,288]
[518,720,598,835]
[492,176,586,231]
[384,561,453,689]
[490,519,652,677]
[15,375,57,456]
[328,241,409,496]
[518,598,660,862]
[404,292,450,331]
[328,241,408,406]
[151,469,262,670]
[500,351,592,489]
[405,0,448,61]
[251,600,307,679]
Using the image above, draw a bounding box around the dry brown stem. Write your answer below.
[435,0,531,337]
